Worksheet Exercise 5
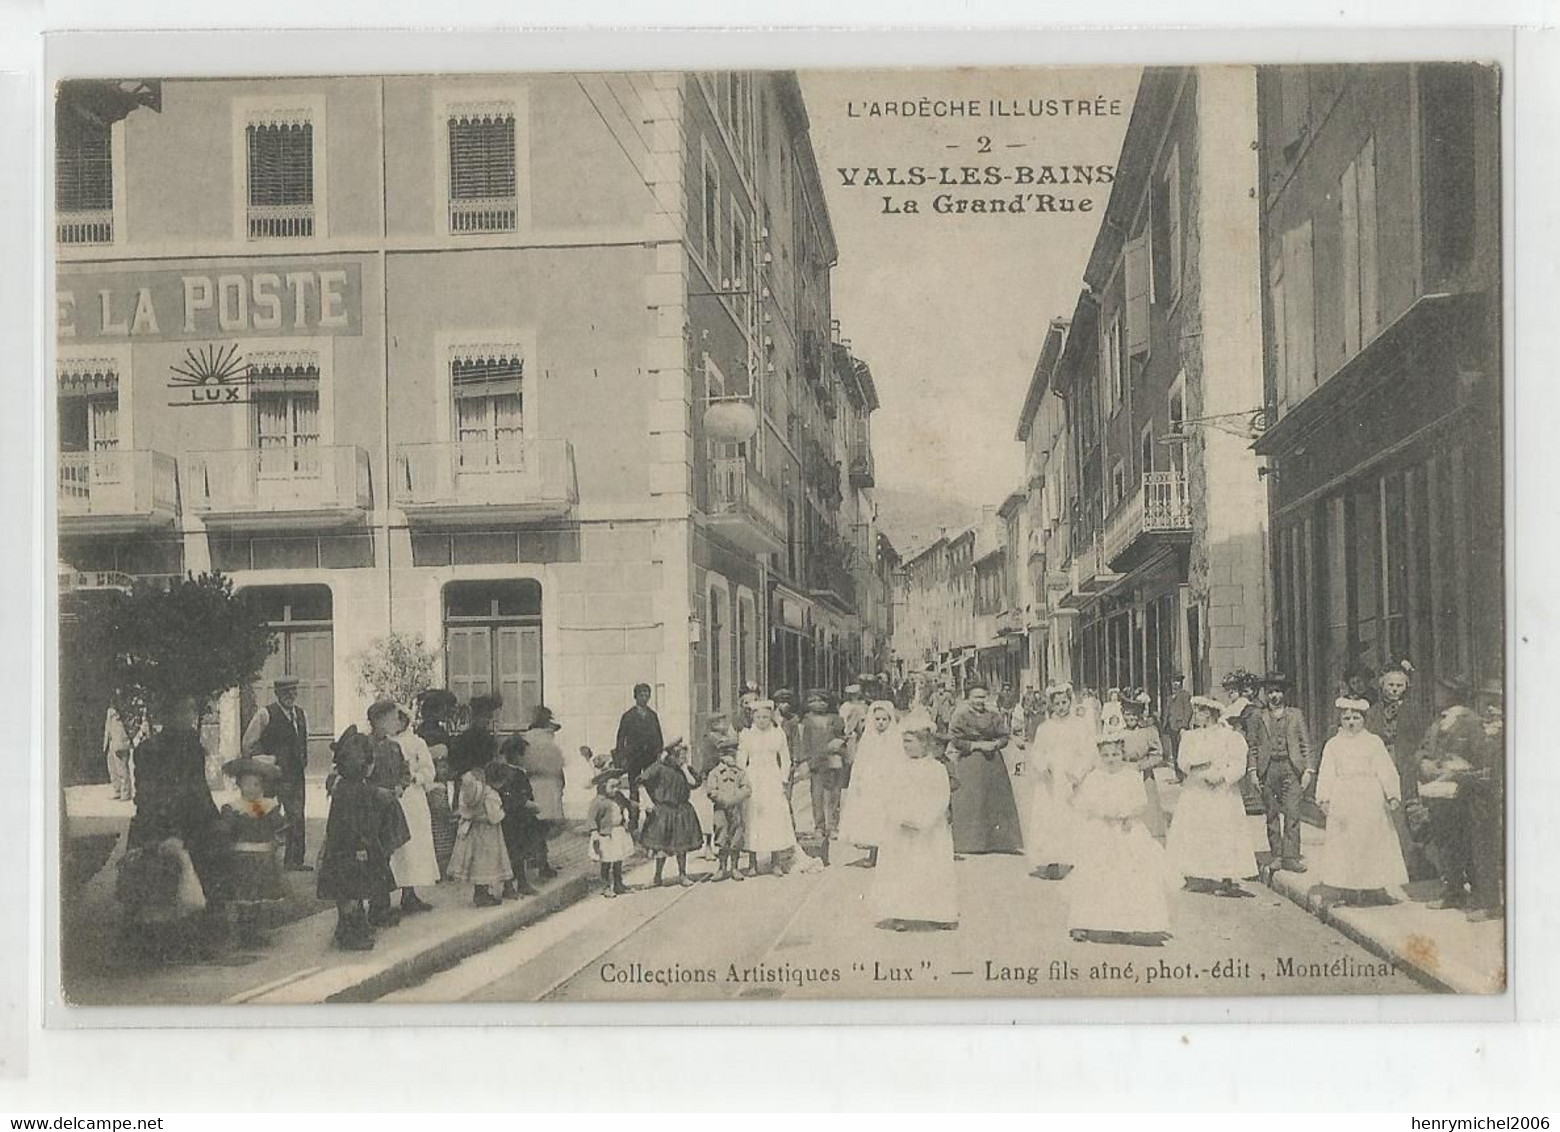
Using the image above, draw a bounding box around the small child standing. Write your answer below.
[587,768,635,897]
[871,722,957,931]
[1065,730,1176,945]
[218,755,288,947]
[448,759,512,907]
[704,744,751,882]
[317,730,399,951]
[639,738,704,888]
[494,735,542,900]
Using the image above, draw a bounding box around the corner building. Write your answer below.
[1050,66,1268,703]
[53,73,879,810]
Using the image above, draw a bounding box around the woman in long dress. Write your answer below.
[736,701,795,875]
[385,704,439,913]
[838,701,900,867]
[1314,697,1410,902]
[1165,696,1257,896]
[1065,730,1177,944]
[946,682,1023,854]
[872,722,957,930]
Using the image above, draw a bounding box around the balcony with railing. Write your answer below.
[1102,470,1192,571]
[58,450,179,535]
[57,209,114,246]
[848,435,876,488]
[395,438,578,527]
[189,446,371,530]
[806,537,858,613]
[705,457,786,555]
[1058,531,1120,608]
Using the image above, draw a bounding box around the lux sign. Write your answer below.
[57,263,363,342]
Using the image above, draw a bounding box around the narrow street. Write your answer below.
[387,763,1424,1003]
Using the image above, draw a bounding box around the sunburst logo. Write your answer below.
[168,343,248,387]
[167,343,251,406]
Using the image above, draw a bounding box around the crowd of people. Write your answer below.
[107,655,1504,960]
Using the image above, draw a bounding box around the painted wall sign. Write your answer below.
[57,263,363,342]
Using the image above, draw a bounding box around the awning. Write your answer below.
[1256,289,1485,457]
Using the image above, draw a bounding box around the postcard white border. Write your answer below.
[6,8,1557,1112]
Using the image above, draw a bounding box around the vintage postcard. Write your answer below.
[53,61,1505,1008]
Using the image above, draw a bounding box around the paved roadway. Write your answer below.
[387,755,1426,1003]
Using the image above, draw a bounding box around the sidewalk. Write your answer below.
[61,782,603,1007]
[1259,821,1506,995]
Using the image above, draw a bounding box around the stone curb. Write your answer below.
[324,870,604,1004]
[1262,869,1464,995]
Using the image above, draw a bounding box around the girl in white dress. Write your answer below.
[1065,729,1177,944]
[872,722,957,930]
[1165,696,1256,896]
[388,704,439,913]
[1026,682,1096,880]
[737,701,795,876]
[838,701,900,867]
[1314,696,1409,902]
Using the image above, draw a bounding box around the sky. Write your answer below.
[799,67,1140,507]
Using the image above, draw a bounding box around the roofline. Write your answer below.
[1014,317,1071,441]
[775,73,839,264]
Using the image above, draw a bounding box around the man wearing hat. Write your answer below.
[1365,660,1435,881]
[1245,671,1316,873]
[241,675,311,871]
[1421,676,1504,921]
[795,688,848,860]
[1165,674,1193,780]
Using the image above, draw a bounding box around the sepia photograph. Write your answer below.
[51,60,1505,1009]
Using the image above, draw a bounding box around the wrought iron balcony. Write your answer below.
[848,439,876,488]
[806,538,858,613]
[57,209,113,246]
[705,457,786,554]
[57,450,178,534]
[1103,470,1192,570]
[395,438,578,527]
[189,446,371,530]
[449,195,518,233]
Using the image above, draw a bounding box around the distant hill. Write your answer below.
[872,484,984,561]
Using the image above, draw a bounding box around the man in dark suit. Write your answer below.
[241,675,311,870]
[1165,673,1193,780]
[1244,671,1316,873]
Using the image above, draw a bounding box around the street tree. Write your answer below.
[77,572,277,731]
[350,631,439,708]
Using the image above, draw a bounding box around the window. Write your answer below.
[444,579,543,733]
[708,583,728,713]
[252,362,321,478]
[1420,64,1479,280]
[1139,424,1154,478]
[248,585,335,737]
[1100,310,1123,416]
[1280,219,1316,404]
[1126,222,1151,356]
[451,349,525,468]
[241,103,322,240]
[1340,136,1380,357]
[736,588,756,693]
[729,199,749,311]
[58,357,125,505]
[701,147,721,272]
[1111,460,1127,507]
[56,104,114,245]
[1151,145,1182,303]
[447,103,518,233]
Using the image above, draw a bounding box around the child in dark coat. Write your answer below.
[218,755,288,947]
[640,738,704,887]
[495,735,542,900]
[317,729,404,951]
